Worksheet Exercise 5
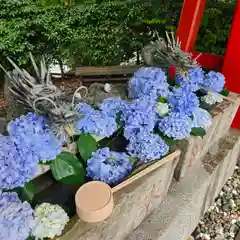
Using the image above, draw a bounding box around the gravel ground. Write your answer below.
[191,166,240,240]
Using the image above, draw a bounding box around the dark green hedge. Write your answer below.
[0,0,236,68]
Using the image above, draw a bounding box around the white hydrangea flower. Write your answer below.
[156,102,169,117]
[31,203,69,239]
[201,91,223,105]
[192,108,212,129]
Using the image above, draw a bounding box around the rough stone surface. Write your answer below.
[84,83,127,106]
[58,152,180,240]
[126,131,240,240]
[0,117,6,134]
[175,93,239,180]
[193,166,240,240]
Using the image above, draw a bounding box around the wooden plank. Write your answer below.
[75,65,140,76]
[112,150,181,193]
[83,76,130,82]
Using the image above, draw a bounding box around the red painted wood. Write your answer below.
[192,52,223,70]
[176,0,207,52]
[168,53,223,79]
[221,1,240,129]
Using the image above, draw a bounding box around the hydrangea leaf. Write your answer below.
[19,181,35,202]
[161,135,177,146]
[116,111,124,125]
[220,88,229,96]
[77,134,98,163]
[190,127,206,138]
[157,96,168,103]
[50,152,85,184]
[129,156,137,163]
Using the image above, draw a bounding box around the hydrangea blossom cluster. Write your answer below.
[168,86,199,116]
[201,91,223,105]
[192,108,212,129]
[86,148,134,185]
[127,132,169,163]
[99,97,125,118]
[121,97,157,140]
[31,203,69,239]
[203,71,225,93]
[7,112,63,162]
[75,103,117,137]
[75,102,96,115]
[0,192,33,240]
[176,67,205,92]
[158,112,193,140]
[128,67,169,100]
[0,135,38,189]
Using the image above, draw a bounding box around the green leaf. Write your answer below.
[191,127,206,138]
[39,160,52,165]
[129,157,137,163]
[220,88,229,97]
[162,135,177,146]
[116,111,123,125]
[50,152,85,184]
[157,96,168,103]
[77,134,98,162]
[19,181,35,202]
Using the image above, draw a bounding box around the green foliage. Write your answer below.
[77,133,98,163]
[191,127,206,138]
[19,181,35,202]
[195,0,235,55]
[14,181,35,202]
[50,151,85,184]
[221,88,230,97]
[0,0,236,70]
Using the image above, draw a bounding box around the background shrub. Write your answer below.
[0,0,236,70]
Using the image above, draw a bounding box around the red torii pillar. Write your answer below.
[176,0,240,129]
[221,0,240,128]
[176,0,206,52]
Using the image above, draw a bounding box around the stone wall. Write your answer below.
[126,131,240,240]
[174,93,239,180]
[58,152,180,240]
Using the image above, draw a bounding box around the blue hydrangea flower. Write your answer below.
[127,131,169,163]
[158,112,192,140]
[176,67,205,92]
[75,103,96,115]
[203,71,225,93]
[128,67,169,100]
[75,104,117,137]
[121,97,157,140]
[192,108,212,129]
[7,113,63,162]
[0,135,39,189]
[86,148,134,185]
[99,97,125,118]
[168,86,199,116]
[0,192,33,240]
